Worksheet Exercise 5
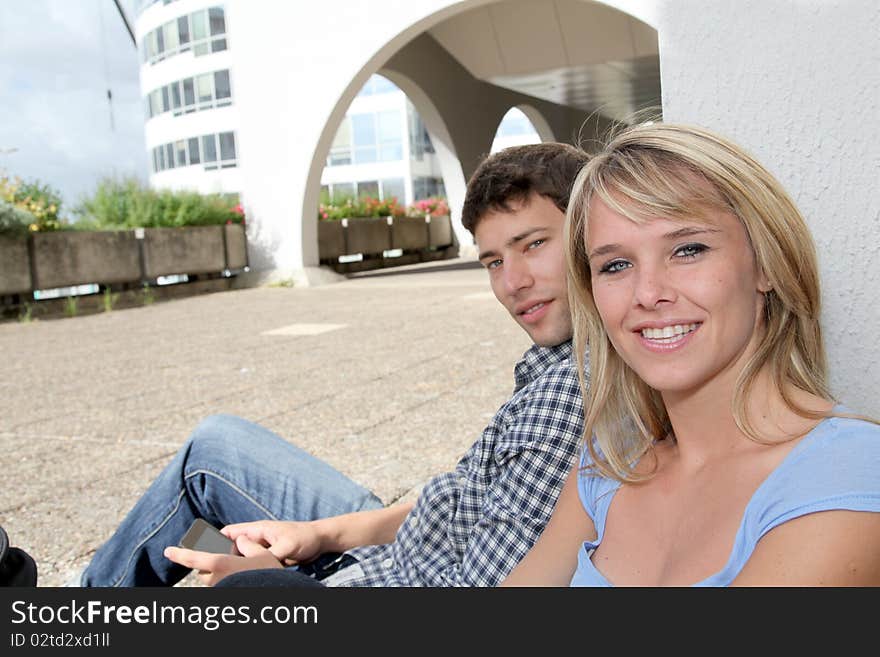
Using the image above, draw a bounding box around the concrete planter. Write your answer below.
[317,220,345,260]
[143,225,226,278]
[345,217,391,255]
[0,236,32,295]
[31,230,141,290]
[0,224,248,295]
[392,216,430,250]
[427,214,452,248]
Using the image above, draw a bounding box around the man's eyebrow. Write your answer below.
[588,226,721,261]
[478,226,549,261]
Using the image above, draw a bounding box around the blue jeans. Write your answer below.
[82,415,383,586]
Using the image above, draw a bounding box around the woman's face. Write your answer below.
[585,195,771,398]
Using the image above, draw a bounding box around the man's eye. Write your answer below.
[673,243,708,259]
[598,259,630,274]
[485,259,502,270]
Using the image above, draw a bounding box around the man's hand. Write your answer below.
[220,520,324,566]
[164,535,283,586]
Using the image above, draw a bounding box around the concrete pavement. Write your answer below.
[0,258,533,586]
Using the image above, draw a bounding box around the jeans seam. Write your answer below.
[111,488,187,587]
[184,468,281,522]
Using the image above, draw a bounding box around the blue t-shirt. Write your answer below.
[570,413,880,587]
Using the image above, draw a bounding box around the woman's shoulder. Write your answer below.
[753,411,880,520]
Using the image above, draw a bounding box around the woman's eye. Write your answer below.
[598,259,631,274]
[528,239,545,250]
[674,243,708,259]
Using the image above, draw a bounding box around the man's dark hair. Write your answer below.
[461,142,590,235]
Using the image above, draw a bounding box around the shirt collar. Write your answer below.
[513,340,574,392]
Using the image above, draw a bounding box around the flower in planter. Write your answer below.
[407,196,449,216]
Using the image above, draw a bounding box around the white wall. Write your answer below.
[656,0,880,415]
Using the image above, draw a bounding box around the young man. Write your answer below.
[77,142,590,587]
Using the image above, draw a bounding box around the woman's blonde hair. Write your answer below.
[565,122,831,482]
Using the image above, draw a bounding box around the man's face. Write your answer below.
[475,194,572,347]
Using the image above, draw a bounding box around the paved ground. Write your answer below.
[0,257,532,586]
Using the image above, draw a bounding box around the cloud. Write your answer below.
[0,0,147,211]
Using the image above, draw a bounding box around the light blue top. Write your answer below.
[570,412,880,587]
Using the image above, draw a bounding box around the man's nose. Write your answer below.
[503,257,534,293]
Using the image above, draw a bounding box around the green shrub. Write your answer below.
[74,177,243,230]
[0,199,35,236]
[0,173,65,232]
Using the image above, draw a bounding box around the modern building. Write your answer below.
[131,1,879,416]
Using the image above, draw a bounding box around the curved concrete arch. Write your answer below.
[376,69,470,251]
[511,104,557,142]
[297,0,653,271]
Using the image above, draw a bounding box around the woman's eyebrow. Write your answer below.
[587,227,721,261]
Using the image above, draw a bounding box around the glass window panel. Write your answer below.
[197,74,213,104]
[151,89,162,115]
[379,142,402,162]
[170,81,181,109]
[165,143,175,169]
[218,132,236,161]
[353,146,377,164]
[194,42,209,56]
[177,16,190,44]
[156,25,165,53]
[211,38,227,53]
[175,140,187,167]
[328,150,351,166]
[157,146,165,171]
[201,134,217,162]
[183,78,195,106]
[351,114,375,147]
[161,86,169,112]
[152,148,158,173]
[377,110,401,142]
[334,182,355,199]
[331,118,351,149]
[214,70,231,100]
[192,10,207,40]
[381,178,405,202]
[163,22,178,51]
[357,181,379,198]
[208,7,226,35]
[187,137,200,164]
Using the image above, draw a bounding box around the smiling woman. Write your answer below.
[501,122,880,587]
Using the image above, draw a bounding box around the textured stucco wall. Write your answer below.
[657,0,880,416]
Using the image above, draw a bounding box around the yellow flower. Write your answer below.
[28,223,38,232]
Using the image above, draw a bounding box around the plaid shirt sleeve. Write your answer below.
[444,358,584,586]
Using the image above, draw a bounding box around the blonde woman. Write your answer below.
[504,123,880,586]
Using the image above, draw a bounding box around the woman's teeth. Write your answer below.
[640,323,699,341]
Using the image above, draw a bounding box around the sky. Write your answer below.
[0,0,146,213]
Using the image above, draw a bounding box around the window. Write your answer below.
[202,134,217,164]
[358,180,379,198]
[327,118,352,166]
[188,137,200,164]
[381,178,405,202]
[377,110,402,161]
[175,140,187,167]
[413,177,445,201]
[145,69,233,120]
[352,114,377,164]
[143,7,227,66]
[149,132,237,174]
[218,132,236,165]
[214,70,231,102]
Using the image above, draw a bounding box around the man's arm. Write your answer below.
[502,464,595,586]
[165,503,415,586]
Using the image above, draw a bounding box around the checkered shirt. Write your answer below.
[333,340,585,586]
